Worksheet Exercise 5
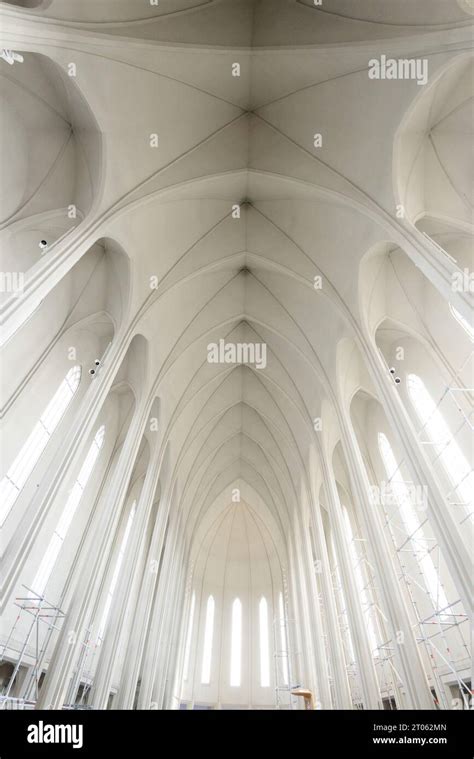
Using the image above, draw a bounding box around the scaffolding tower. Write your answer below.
[0,585,65,707]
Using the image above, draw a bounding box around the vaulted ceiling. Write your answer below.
[1,0,472,562]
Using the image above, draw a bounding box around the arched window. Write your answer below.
[183,591,196,682]
[449,304,474,342]
[378,433,448,611]
[97,500,136,643]
[201,595,215,684]
[0,365,81,526]
[278,592,289,685]
[259,596,270,687]
[32,425,105,596]
[230,598,242,687]
[407,374,473,509]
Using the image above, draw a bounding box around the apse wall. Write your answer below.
[180,499,286,709]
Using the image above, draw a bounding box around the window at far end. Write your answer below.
[201,595,215,685]
[183,591,196,682]
[230,598,242,687]
[278,592,289,685]
[259,597,270,687]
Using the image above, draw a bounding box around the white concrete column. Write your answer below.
[321,449,382,709]
[138,508,182,710]
[289,534,315,697]
[286,541,310,696]
[154,550,187,709]
[324,523,362,702]
[297,512,333,709]
[36,397,150,709]
[338,405,435,710]
[308,493,353,709]
[112,488,173,709]
[89,438,162,709]
[163,572,187,709]
[168,575,192,710]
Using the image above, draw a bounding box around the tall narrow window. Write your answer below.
[450,304,474,342]
[0,366,81,526]
[378,433,448,611]
[278,592,289,685]
[230,598,242,686]
[407,374,473,508]
[97,500,136,643]
[201,595,215,684]
[342,508,379,655]
[183,591,196,682]
[259,596,270,687]
[32,425,105,596]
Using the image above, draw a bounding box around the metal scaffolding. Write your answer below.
[380,491,471,709]
[0,586,96,709]
[343,526,404,707]
[0,585,65,708]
